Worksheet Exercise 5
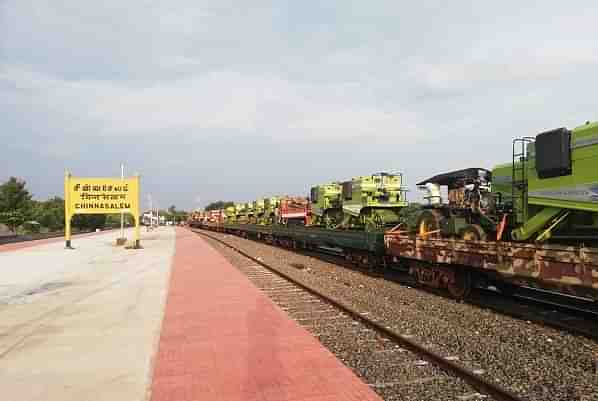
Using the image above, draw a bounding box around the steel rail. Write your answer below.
[197,225,598,341]
[194,228,525,401]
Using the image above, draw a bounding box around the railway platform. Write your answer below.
[0,227,175,401]
[150,228,382,401]
[0,226,382,401]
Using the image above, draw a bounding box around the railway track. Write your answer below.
[195,229,525,401]
[300,249,598,341]
[195,226,598,341]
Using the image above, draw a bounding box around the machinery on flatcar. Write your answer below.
[416,168,494,241]
[193,122,598,301]
[310,173,408,231]
[262,197,280,225]
[310,182,342,228]
[416,121,598,245]
[252,199,265,224]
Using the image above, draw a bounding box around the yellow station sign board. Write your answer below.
[64,172,141,248]
[67,177,139,214]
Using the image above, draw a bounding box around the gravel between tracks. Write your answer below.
[203,234,481,401]
[198,230,598,401]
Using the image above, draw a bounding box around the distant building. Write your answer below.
[142,211,160,226]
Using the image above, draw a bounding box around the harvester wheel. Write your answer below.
[372,213,384,230]
[460,224,487,241]
[416,210,443,238]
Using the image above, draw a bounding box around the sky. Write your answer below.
[1,1,597,211]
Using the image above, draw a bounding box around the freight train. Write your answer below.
[189,121,598,301]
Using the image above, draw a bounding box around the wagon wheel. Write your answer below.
[416,210,443,238]
[460,224,487,241]
[447,271,472,300]
[495,282,516,296]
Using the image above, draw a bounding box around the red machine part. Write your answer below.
[279,197,311,225]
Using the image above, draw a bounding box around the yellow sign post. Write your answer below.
[64,172,141,248]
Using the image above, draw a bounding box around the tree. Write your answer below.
[162,205,188,224]
[205,201,234,211]
[0,177,33,232]
[0,210,27,233]
[175,211,188,223]
[72,214,107,231]
[32,197,66,232]
[103,213,135,228]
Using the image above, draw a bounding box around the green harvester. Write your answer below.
[263,196,280,225]
[493,121,598,243]
[224,205,237,223]
[253,199,265,224]
[311,173,408,231]
[310,183,342,228]
[416,121,598,244]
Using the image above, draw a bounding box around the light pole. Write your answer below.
[148,194,153,230]
[120,163,125,239]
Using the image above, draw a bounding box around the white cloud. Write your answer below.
[1,65,423,144]
[2,1,598,208]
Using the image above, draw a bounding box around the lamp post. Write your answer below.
[120,163,125,239]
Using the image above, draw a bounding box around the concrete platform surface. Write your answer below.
[0,227,175,401]
[150,228,382,401]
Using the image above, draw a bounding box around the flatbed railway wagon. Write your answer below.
[396,121,598,299]
[205,221,387,264]
[201,220,598,301]
[384,230,598,300]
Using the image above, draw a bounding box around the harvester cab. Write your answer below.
[263,197,280,225]
[494,121,598,243]
[234,203,244,221]
[224,205,236,223]
[253,199,265,224]
[310,183,342,228]
[245,202,255,224]
[236,203,249,224]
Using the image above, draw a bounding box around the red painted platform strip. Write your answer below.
[149,228,383,401]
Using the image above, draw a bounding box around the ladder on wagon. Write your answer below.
[511,137,535,225]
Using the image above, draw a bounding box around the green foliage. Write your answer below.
[0,210,27,233]
[205,201,234,211]
[0,177,33,232]
[23,221,41,233]
[72,214,107,230]
[171,211,188,224]
[104,213,135,228]
[32,197,65,231]
[158,205,188,224]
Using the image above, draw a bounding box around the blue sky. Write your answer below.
[1,1,597,210]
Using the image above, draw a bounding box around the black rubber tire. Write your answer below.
[459,224,488,241]
[415,209,444,238]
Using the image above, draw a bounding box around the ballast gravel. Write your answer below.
[198,230,598,401]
